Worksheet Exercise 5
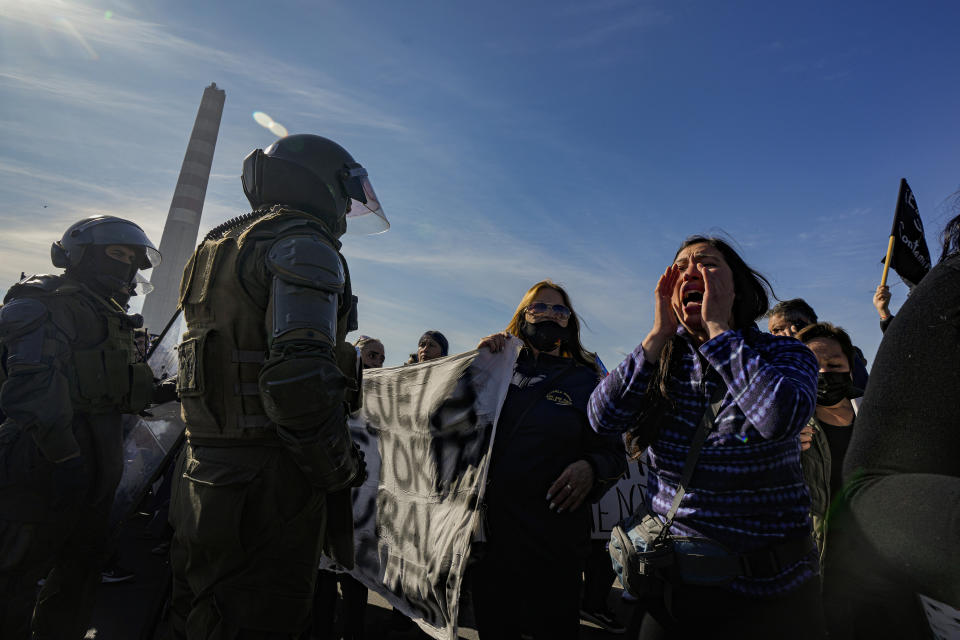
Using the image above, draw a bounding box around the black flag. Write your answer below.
[885,178,931,287]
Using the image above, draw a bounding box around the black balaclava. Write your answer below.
[817,371,863,407]
[520,318,569,353]
[68,245,140,300]
[112,280,138,309]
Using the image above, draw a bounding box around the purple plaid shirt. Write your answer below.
[588,324,819,597]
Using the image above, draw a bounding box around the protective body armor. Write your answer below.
[1,275,153,417]
[177,208,360,447]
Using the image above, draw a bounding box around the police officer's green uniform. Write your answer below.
[169,134,387,639]
[0,217,159,639]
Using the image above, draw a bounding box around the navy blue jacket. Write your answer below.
[484,348,626,563]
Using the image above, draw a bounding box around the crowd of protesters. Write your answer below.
[3,207,958,640]
[153,216,960,638]
[297,215,960,639]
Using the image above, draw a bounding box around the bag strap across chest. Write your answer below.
[658,376,726,539]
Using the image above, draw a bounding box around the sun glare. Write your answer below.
[5,0,104,61]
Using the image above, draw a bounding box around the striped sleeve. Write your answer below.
[587,343,656,434]
[699,329,818,441]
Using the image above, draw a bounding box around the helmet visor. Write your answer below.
[342,166,389,235]
[79,218,162,268]
[133,272,154,296]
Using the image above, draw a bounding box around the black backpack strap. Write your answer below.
[658,377,726,537]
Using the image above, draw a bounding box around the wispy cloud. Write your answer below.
[0,159,129,201]
[555,0,643,17]
[0,71,184,121]
[341,211,656,366]
[1,0,411,134]
[559,7,671,50]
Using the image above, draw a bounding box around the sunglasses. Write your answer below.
[526,302,572,319]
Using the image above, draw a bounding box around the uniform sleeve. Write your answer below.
[587,343,657,434]
[0,299,78,462]
[699,329,817,441]
[255,236,360,491]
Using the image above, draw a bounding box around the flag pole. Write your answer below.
[880,235,895,287]
[881,178,908,288]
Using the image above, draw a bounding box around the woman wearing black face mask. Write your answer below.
[471,280,627,640]
[795,323,862,562]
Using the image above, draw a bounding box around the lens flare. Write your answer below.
[252,111,273,127]
[252,111,288,138]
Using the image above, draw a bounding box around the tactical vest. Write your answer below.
[1,275,153,415]
[177,208,359,445]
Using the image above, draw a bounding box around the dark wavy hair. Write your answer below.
[767,298,818,327]
[626,236,774,457]
[939,211,960,263]
[796,322,855,371]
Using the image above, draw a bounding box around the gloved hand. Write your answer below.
[350,443,368,488]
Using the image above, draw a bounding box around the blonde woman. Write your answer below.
[472,280,626,640]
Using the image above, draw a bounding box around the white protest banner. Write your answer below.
[590,455,646,539]
[340,339,520,640]
[918,593,960,640]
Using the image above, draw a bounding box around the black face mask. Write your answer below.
[112,282,137,309]
[817,371,854,406]
[521,319,569,352]
[69,247,139,300]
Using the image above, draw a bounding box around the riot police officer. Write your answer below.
[0,216,160,639]
[169,134,387,638]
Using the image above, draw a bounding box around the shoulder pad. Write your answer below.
[240,209,340,249]
[266,235,345,293]
[3,274,64,303]
[0,298,49,341]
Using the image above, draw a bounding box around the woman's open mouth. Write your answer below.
[682,290,703,312]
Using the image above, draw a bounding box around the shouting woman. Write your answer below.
[588,236,823,639]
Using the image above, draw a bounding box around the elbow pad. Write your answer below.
[258,350,350,428]
[266,235,344,344]
[276,420,360,491]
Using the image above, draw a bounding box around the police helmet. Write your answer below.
[51,216,161,270]
[242,134,389,236]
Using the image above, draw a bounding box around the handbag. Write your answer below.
[609,378,727,597]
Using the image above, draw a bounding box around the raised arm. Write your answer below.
[699,330,818,440]
[588,264,681,434]
[587,345,657,434]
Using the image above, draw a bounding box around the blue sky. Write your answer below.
[2,0,959,368]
